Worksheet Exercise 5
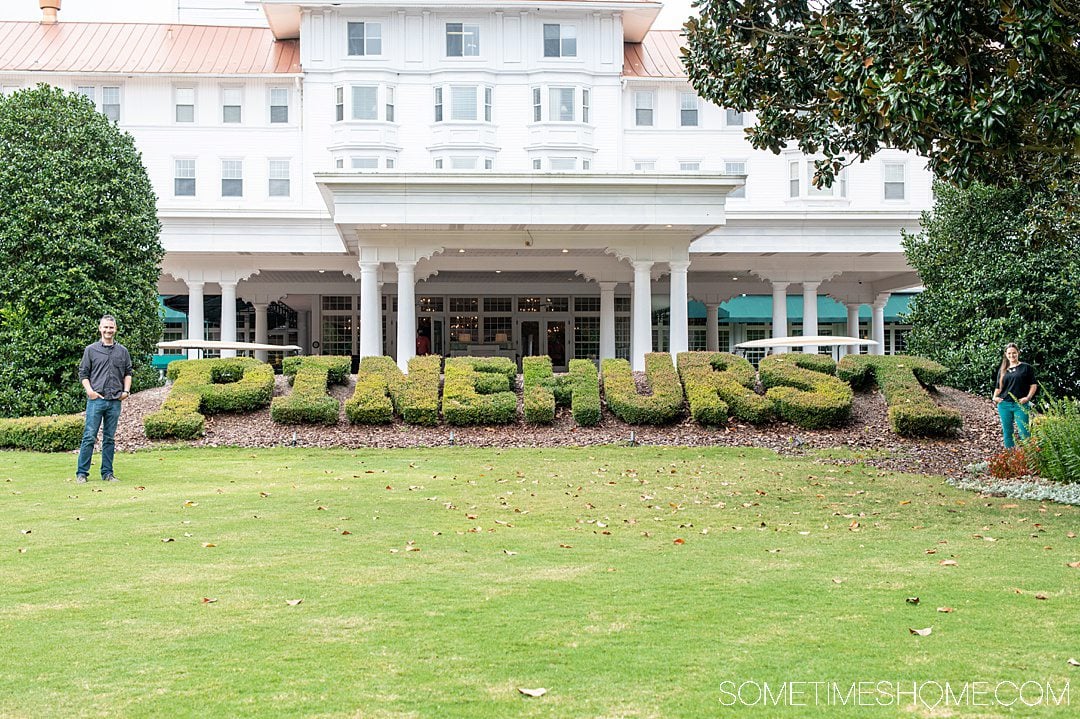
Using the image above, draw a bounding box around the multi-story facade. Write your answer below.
[1,0,926,372]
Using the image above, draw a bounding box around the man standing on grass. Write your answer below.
[75,315,132,483]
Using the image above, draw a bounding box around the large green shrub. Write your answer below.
[903,180,1080,397]
[677,352,772,426]
[442,357,517,426]
[601,353,685,425]
[838,355,961,437]
[0,414,84,452]
[0,85,164,418]
[568,359,601,427]
[271,356,349,425]
[144,358,274,439]
[1028,396,1080,483]
[760,354,852,429]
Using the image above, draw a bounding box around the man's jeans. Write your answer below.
[77,398,122,477]
[997,400,1031,449]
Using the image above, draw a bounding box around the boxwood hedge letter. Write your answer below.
[443,356,517,426]
[677,352,772,426]
[759,354,853,429]
[837,354,962,437]
[272,356,349,425]
[601,353,685,425]
[143,358,274,439]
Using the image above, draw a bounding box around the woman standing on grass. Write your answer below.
[992,343,1038,448]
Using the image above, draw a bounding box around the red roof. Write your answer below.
[623,30,686,78]
[0,22,300,75]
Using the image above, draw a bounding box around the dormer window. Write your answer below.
[446,23,480,57]
[543,24,576,57]
[347,22,382,56]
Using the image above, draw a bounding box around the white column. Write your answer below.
[845,303,861,357]
[599,281,617,360]
[395,261,416,372]
[252,303,269,362]
[630,260,653,371]
[872,293,890,355]
[359,262,382,358]
[802,281,820,355]
[705,303,720,352]
[771,281,790,353]
[219,281,237,358]
[668,260,690,361]
[186,281,205,357]
[298,310,310,356]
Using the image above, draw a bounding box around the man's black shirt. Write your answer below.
[78,341,133,400]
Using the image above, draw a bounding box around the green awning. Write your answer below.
[688,293,914,323]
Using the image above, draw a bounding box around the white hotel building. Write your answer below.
[1,0,928,372]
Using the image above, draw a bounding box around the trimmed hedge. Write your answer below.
[443,356,518,425]
[271,356,350,425]
[399,355,442,426]
[759,354,853,429]
[601,353,685,425]
[522,356,556,424]
[837,354,962,437]
[0,414,84,452]
[345,356,402,425]
[677,352,772,425]
[144,358,274,439]
[568,359,602,427]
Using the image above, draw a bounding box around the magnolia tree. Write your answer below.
[0,85,164,417]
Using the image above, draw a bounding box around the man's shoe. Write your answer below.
[102,474,118,482]
[75,474,88,484]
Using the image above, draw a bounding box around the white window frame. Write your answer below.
[582,89,590,124]
[679,160,702,172]
[725,160,748,198]
[543,23,577,58]
[633,160,656,172]
[680,93,699,127]
[434,87,443,122]
[446,22,480,57]
[175,87,195,124]
[385,86,395,123]
[634,91,654,127]
[334,86,345,122]
[350,157,379,170]
[787,157,848,200]
[268,159,290,197]
[347,21,383,56]
[269,87,289,124]
[76,85,96,103]
[725,108,745,127]
[221,86,242,124]
[549,157,577,171]
[532,87,541,122]
[101,85,121,122]
[173,158,196,197]
[549,87,575,122]
[449,85,478,121]
[883,161,906,200]
[433,85,491,123]
[221,159,243,197]
[350,85,379,121]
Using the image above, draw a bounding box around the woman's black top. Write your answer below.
[998,362,1036,402]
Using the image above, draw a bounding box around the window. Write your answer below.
[446,23,480,57]
[102,86,120,122]
[385,86,394,123]
[484,87,492,122]
[634,160,656,172]
[175,88,195,123]
[549,87,574,121]
[680,93,699,127]
[574,317,599,359]
[634,91,653,126]
[725,108,745,126]
[270,88,289,123]
[0,85,20,97]
[543,23,576,57]
[221,160,243,197]
[450,86,477,121]
[386,158,395,169]
[335,87,344,121]
[351,86,378,120]
[268,160,290,197]
[679,161,701,172]
[77,85,95,101]
[434,87,443,122]
[347,22,382,56]
[807,163,846,197]
[582,159,591,170]
[550,157,576,171]
[532,87,541,122]
[484,158,493,170]
[222,87,242,124]
[174,159,196,196]
[351,157,379,169]
[883,162,905,200]
[532,159,542,170]
[434,158,444,169]
[450,156,477,170]
[788,161,800,198]
[582,89,590,123]
[335,158,344,169]
[725,160,747,197]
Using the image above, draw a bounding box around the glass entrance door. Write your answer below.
[546,320,566,371]
[520,321,541,359]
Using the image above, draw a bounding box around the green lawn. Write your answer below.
[2,447,1077,718]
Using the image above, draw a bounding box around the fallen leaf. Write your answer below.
[201,597,217,604]
[17,548,27,554]
[1067,561,1080,569]
[939,559,958,567]
[767,548,781,553]
[161,537,175,543]
[925,549,937,555]
[183,501,197,507]
[341,530,352,535]
[19,529,31,535]
[1068,532,1077,539]
[1014,588,1025,594]
[1035,593,1048,600]
[832,578,843,584]
[673,538,685,545]
[1002,504,1019,509]
[1068,658,1080,667]
[201,542,216,548]
[518,687,547,698]
[905,597,920,605]
[286,599,303,606]
[559,544,573,549]
[909,627,932,636]
[503,549,518,556]
[316,506,328,511]
[134,486,145,491]
[259,492,270,498]
[937,607,954,613]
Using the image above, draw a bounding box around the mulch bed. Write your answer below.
[109,376,1004,478]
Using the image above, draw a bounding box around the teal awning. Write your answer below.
[688,293,914,323]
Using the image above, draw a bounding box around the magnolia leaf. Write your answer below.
[909,627,932,636]
[518,687,547,698]
[202,597,218,604]
[1067,561,1080,569]
[286,599,303,606]
[201,542,216,548]
[183,501,197,507]
[259,492,270,498]
[559,544,573,549]
[161,537,175,543]
[905,597,920,605]
[937,607,954,613]
[939,559,958,567]
[1035,593,1048,600]
[503,549,518,556]
[1067,658,1080,667]
[673,538,686,545]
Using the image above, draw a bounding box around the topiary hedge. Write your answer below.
[399,355,442,426]
[271,356,349,425]
[345,356,403,425]
[837,354,962,437]
[442,356,518,425]
[0,414,85,452]
[522,356,557,424]
[144,358,274,439]
[601,353,685,425]
[677,352,772,426]
[759,354,853,429]
[568,359,601,427]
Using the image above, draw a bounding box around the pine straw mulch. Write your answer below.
[106,375,1003,478]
